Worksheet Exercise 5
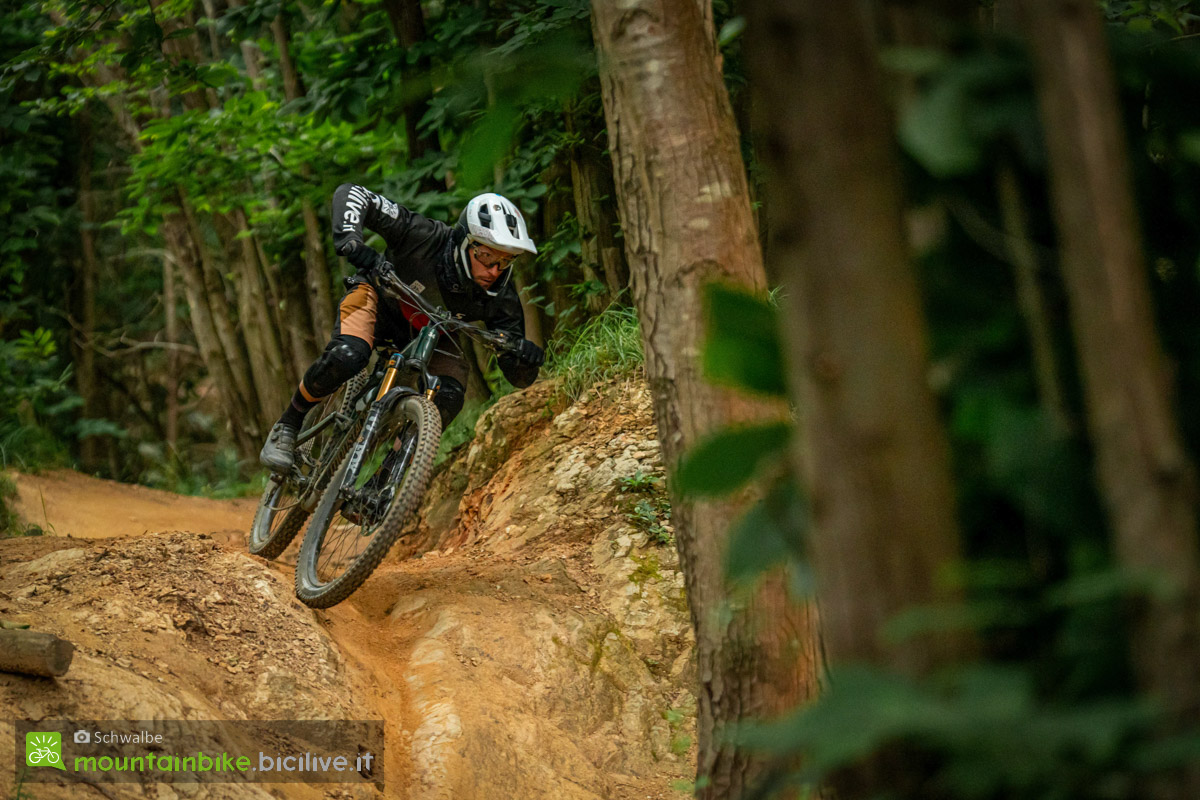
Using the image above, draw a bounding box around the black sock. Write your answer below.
[278,390,318,430]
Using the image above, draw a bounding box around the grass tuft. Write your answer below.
[545,304,644,402]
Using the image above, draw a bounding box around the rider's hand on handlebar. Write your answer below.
[338,240,382,272]
[514,338,545,367]
[368,255,397,284]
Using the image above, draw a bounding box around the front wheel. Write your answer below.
[294,394,441,608]
[248,369,368,560]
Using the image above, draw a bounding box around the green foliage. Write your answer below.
[739,664,1188,799]
[0,330,76,470]
[1103,1,1200,33]
[144,448,267,499]
[724,477,808,589]
[626,497,672,546]
[0,0,614,485]
[893,41,1042,178]
[619,470,672,544]
[675,422,790,497]
[618,469,660,494]
[701,284,787,397]
[545,304,644,400]
[0,473,22,536]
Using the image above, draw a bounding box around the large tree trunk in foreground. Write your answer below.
[745,0,967,675]
[745,3,970,793]
[1017,0,1200,785]
[591,1,820,796]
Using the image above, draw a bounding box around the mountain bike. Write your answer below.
[249,269,523,608]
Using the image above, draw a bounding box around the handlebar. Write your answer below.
[374,267,523,356]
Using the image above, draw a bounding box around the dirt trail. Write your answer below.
[9,469,256,544]
[1,381,696,799]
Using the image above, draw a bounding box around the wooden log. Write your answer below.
[0,629,74,677]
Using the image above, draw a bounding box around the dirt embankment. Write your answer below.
[1,379,696,800]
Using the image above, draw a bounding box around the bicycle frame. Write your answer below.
[292,272,519,511]
[334,323,446,501]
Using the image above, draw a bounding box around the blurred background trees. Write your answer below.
[0,0,629,488]
[7,0,1200,797]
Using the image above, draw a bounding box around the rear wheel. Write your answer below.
[248,369,368,560]
[294,394,441,608]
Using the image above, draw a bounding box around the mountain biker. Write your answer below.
[259,185,544,471]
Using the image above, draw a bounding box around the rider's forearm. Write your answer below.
[331,183,405,269]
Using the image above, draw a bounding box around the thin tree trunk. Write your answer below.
[271,11,336,342]
[270,14,304,100]
[380,0,440,168]
[228,208,290,420]
[164,246,179,457]
[75,113,102,472]
[591,1,820,796]
[163,212,258,455]
[178,195,261,439]
[566,93,629,308]
[1017,0,1200,783]
[996,164,1070,429]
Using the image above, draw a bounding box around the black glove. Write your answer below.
[369,257,396,283]
[336,240,382,272]
[514,338,545,367]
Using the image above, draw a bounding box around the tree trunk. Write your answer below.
[744,3,972,793]
[996,164,1070,430]
[164,245,179,457]
[164,207,258,455]
[178,196,261,434]
[566,90,630,308]
[590,1,820,795]
[745,0,967,672]
[228,208,290,420]
[1017,0,1200,777]
[74,113,102,472]
[223,0,266,89]
[380,0,440,169]
[271,11,336,343]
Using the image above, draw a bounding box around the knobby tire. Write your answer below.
[248,368,368,560]
[294,395,441,608]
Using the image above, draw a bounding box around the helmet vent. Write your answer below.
[478,204,493,228]
[505,213,518,236]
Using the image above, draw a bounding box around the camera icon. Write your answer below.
[73,731,91,744]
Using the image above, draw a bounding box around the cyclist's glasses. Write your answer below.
[470,244,517,270]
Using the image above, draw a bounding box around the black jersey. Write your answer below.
[329,183,536,387]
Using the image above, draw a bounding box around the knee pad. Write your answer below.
[432,377,466,429]
[303,335,371,398]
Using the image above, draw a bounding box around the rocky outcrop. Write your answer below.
[379,378,697,799]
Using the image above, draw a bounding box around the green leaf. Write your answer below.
[725,478,808,583]
[879,46,951,77]
[717,16,745,48]
[676,421,791,496]
[702,284,787,397]
[899,74,980,176]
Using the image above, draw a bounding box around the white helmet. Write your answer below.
[453,193,537,295]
